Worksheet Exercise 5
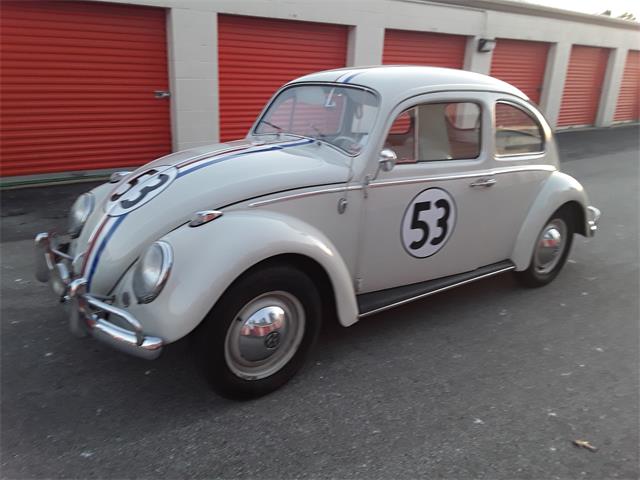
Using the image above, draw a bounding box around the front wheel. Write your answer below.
[194,265,321,400]
[514,208,575,288]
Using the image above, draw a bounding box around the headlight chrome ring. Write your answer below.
[132,241,173,304]
[68,193,95,239]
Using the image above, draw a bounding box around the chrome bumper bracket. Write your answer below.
[587,205,601,237]
[35,231,163,360]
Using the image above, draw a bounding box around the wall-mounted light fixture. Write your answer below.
[477,38,496,53]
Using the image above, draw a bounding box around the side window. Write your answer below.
[495,102,544,155]
[384,102,481,164]
[384,109,416,163]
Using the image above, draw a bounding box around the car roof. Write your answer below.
[289,65,528,101]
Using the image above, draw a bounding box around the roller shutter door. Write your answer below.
[383,30,466,68]
[218,15,348,142]
[490,39,550,104]
[0,1,171,177]
[614,50,640,122]
[558,45,610,127]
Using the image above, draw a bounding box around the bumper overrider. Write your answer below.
[34,232,163,360]
[587,205,601,237]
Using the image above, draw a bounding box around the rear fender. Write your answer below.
[511,171,590,270]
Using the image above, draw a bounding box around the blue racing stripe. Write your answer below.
[342,71,362,83]
[87,215,127,290]
[176,138,314,178]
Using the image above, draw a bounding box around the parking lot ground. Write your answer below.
[1,125,638,479]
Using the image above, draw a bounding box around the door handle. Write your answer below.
[469,178,496,188]
[154,90,171,99]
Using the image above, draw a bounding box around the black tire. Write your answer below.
[514,206,575,288]
[194,264,321,400]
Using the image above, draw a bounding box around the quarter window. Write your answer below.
[495,102,544,155]
[384,102,481,163]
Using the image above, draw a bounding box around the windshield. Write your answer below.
[254,84,380,155]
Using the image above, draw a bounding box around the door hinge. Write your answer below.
[362,175,372,199]
[355,277,363,293]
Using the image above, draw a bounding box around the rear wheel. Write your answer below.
[194,265,321,399]
[514,208,574,288]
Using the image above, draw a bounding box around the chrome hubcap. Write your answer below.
[534,219,567,274]
[224,291,305,380]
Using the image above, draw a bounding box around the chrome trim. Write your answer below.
[35,232,53,282]
[469,178,496,188]
[189,210,223,227]
[370,165,555,189]
[224,291,305,380]
[358,265,515,318]
[36,232,163,359]
[132,241,173,304]
[68,192,94,239]
[248,165,555,207]
[378,148,398,173]
[587,205,601,237]
[109,171,132,183]
[249,184,362,207]
[495,152,546,161]
[69,279,162,359]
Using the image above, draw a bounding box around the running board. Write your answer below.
[357,260,515,318]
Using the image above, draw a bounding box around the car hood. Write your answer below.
[78,136,350,294]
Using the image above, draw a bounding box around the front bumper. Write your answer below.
[586,205,601,237]
[34,232,163,360]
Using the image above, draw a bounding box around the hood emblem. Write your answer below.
[107,166,178,217]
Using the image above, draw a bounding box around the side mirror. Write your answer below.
[379,149,397,173]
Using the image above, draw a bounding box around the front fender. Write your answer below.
[511,171,590,270]
[114,210,358,343]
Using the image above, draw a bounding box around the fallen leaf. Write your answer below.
[573,439,597,452]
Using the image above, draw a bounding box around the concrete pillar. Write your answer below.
[167,8,219,150]
[347,24,385,67]
[463,36,494,75]
[538,42,571,129]
[595,47,628,127]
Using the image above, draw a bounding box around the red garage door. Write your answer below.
[614,50,640,122]
[218,15,348,142]
[383,29,466,68]
[558,45,610,127]
[490,39,550,104]
[0,1,171,177]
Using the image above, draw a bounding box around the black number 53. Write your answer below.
[409,199,451,250]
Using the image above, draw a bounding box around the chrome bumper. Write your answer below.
[586,206,601,237]
[34,232,163,360]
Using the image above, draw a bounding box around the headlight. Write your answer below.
[132,241,173,304]
[68,193,94,238]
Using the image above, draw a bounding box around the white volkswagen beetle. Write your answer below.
[35,66,600,399]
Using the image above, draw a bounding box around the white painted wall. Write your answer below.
[94,0,639,150]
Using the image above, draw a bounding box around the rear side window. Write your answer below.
[383,102,481,163]
[495,102,544,155]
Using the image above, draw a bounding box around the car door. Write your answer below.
[356,92,504,294]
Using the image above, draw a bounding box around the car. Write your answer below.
[35,66,600,399]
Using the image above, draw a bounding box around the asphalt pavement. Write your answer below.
[1,125,638,479]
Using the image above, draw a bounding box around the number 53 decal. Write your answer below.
[401,187,456,258]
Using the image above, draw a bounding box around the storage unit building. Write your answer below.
[557,45,610,127]
[614,50,640,122]
[382,29,466,68]
[0,0,637,181]
[0,0,171,177]
[490,39,550,105]
[217,14,348,142]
